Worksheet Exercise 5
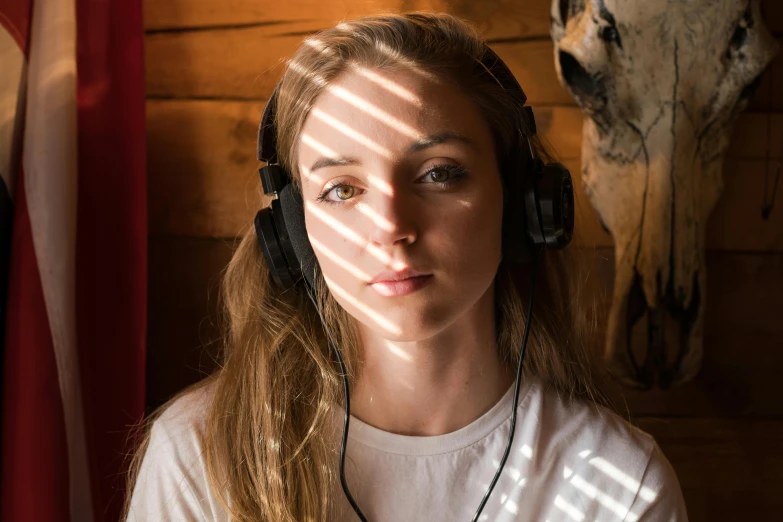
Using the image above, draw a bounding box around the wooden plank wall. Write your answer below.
[144,1,783,519]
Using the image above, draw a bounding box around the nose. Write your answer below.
[365,190,417,248]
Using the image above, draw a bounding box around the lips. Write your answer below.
[368,268,431,285]
[368,273,433,297]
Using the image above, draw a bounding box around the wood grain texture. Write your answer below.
[147,100,783,249]
[637,418,783,521]
[146,100,266,239]
[143,0,553,40]
[750,38,783,112]
[764,0,783,35]
[144,20,782,110]
[147,237,235,409]
[144,30,568,102]
[143,0,783,35]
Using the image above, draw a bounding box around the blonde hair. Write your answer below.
[125,11,618,522]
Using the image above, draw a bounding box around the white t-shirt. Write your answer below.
[127,376,688,521]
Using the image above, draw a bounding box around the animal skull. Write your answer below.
[550,0,778,388]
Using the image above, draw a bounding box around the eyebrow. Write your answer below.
[309,131,473,173]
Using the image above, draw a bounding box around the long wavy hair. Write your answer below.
[125,11,620,522]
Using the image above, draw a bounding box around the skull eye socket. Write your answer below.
[558,0,570,24]
[599,25,621,46]
[730,24,748,50]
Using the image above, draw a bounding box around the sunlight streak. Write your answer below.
[382,340,413,362]
[308,236,372,282]
[323,274,402,335]
[520,444,533,459]
[569,472,636,521]
[553,495,585,521]
[306,202,365,245]
[581,453,658,503]
[299,164,324,185]
[325,84,422,140]
[305,201,407,270]
[301,133,340,160]
[367,174,394,196]
[500,496,519,515]
[350,64,423,105]
[310,107,392,159]
[303,38,334,56]
[356,202,395,231]
[491,459,522,481]
[287,60,328,88]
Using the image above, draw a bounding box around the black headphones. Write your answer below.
[252,43,575,522]
[254,46,574,291]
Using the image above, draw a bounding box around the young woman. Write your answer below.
[126,12,688,522]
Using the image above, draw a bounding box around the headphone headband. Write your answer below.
[258,78,281,164]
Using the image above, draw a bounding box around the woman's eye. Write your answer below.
[334,185,355,200]
[315,164,468,205]
[316,182,358,204]
[424,167,451,183]
[420,164,468,184]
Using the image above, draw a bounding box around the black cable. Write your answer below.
[304,282,368,521]
[471,244,542,521]
[304,244,542,522]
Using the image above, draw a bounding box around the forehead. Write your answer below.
[296,65,493,171]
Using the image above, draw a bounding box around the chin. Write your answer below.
[350,295,462,342]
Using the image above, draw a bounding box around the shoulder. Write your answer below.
[126,379,228,522]
[630,439,689,520]
[152,378,215,445]
[529,379,656,461]
[143,378,216,478]
[527,380,689,520]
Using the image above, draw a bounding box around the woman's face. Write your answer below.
[296,65,504,341]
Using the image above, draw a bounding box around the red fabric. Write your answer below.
[75,0,147,520]
[1,170,71,522]
[0,0,31,50]
[1,0,147,519]
[0,2,70,520]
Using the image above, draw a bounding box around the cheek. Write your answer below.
[434,186,504,271]
[305,214,362,280]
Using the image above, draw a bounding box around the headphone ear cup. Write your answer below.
[523,157,547,248]
[279,184,319,287]
[255,202,298,289]
[502,193,532,264]
[524,161,574,251]
[536,162,574,249]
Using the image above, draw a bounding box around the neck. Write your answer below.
[350,283,514,436]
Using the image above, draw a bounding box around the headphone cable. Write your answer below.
[471,244,541,521]
[303,244,542,522]
[304,281,368,521]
